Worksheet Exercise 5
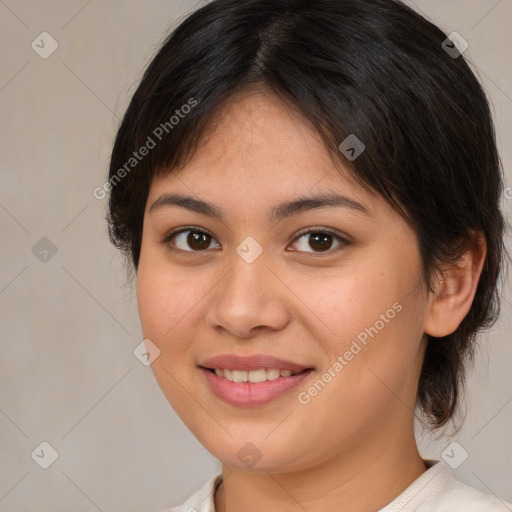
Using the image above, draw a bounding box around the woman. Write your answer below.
[106,0,511,510]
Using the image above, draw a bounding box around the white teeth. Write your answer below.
[212,368,301,382]
[266,368,281,380]
[248,368,267,383]
[231,370,247,383]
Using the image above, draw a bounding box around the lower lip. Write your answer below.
[199,367,314,407]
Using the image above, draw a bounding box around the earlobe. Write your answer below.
[424,231,487,338]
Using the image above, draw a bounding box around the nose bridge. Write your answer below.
[223,236,270,307]
[206,237,289,336]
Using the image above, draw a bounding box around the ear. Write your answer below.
[424,231,487,338]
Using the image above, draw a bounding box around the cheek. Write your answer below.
[135,253,206,417]
[292,275,425,453]
[136,249,201,353]
[293,250,426,401]
[292,260,413,353]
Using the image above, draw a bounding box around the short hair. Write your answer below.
[107,0,507,430]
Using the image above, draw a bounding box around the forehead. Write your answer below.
[148,90,377,211]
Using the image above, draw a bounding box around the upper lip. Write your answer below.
[199,354,313,372]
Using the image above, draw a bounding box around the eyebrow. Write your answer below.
[149,192,368,222]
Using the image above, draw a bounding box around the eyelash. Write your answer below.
[161,225,350,256]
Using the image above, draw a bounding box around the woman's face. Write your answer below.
[137,90,430,473]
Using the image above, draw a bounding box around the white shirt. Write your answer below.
[166,460,511,511]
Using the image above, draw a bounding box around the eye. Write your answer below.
[162,226,350,255]
[289,227,349,254]
[163,227,220,253]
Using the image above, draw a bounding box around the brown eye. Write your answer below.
[165,228,220,252]
[307,233,334,251]
[290,228,348,254]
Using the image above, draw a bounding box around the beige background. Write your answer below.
[0,0,510,510]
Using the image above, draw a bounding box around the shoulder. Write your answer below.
[383,460,511,512]
[166,473,222,512]
[159,465,511,512]
[436,474,511,511]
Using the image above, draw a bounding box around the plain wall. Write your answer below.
[0,0,510,510]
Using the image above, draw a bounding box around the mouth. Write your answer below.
[197,354,315,406]
[198,365,315,406]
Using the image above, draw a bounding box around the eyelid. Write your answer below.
[162,225,213,242]
[292,225,350,244]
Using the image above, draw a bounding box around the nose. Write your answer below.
[204,249,291,339]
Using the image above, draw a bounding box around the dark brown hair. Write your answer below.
[106,0,507,430]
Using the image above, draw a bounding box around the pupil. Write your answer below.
[310,233,332,251]
[188,232,209,250]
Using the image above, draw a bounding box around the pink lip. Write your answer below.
[199,367,314,407]
[199,354,312,372]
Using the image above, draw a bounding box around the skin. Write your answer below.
[136,89,486,512]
